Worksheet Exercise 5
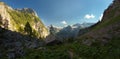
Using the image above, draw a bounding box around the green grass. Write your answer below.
[18,36,120,59]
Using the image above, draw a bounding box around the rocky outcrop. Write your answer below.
[0,27,44,59]
[78,0,120,46]
[15,8,38,17]
[0,2,12,29]
[0,2,49,38]
[79,22,120,46]
[45,35,62,46]
[102,0,120,21]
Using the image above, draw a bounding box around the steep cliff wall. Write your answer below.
[0,2,49,38]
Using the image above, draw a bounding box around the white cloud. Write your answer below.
[61,21,67,25]
[84,14,95,19]
[99,14,103,21]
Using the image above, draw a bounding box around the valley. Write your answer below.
[0,0,120,59]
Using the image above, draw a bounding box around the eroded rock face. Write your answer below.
[0,2,49,38]
[0,2,12,29]
[15,8,38,17]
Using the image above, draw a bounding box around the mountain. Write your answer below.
[47,25,62,34]
[55,23,94,40]
[72,23,94,28]
[21,0,120,59]
[15,8,38,16]
[1,0,120,59]
[57,25,73,39]
[77,0,120,46]
[0,2,49,39]
[0,2,50,58]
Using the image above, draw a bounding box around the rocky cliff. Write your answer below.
[77,0,120,46]
[0,2,49,38]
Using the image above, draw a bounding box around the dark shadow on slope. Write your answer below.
[0,27,45,59]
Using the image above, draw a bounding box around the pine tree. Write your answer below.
[24,22,32,36]
[0,15,2,25]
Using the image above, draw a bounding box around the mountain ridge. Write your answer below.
[0,2,49,38]
[28,0,120,58]
[0,0,120,59]
[77,0,120,46]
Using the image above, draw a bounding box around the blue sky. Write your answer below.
[1,0,113,27]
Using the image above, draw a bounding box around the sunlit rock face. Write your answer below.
[0,2,12,29]
[0,2,49,39]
